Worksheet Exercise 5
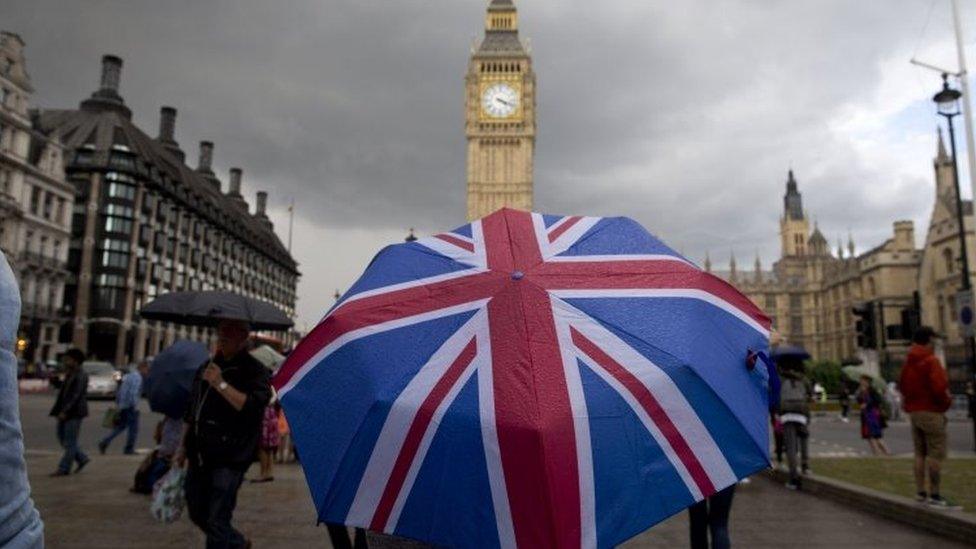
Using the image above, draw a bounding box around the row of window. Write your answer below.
[28,185,68,226]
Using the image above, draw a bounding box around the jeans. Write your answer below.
[0,250,43,546]
[57,418,89,473]
[688,485,735,549]
[100,407,139,453]
[185,465,247,549]
[783,421,809,482]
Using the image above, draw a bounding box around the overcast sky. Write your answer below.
[4,0,974,329]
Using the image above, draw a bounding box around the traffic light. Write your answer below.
[852,302,877,349]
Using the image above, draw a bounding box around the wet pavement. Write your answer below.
[27,453,966,548]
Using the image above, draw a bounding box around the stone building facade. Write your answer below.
[713,169,923,377]
[715,135,976,383]
[33,54,300,365]
[0,31,73,364]
[465,0,535,220]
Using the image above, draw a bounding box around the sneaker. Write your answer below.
[48,470,70,477]
[785,479,801,491]
[97,441,107,455]
[738,477,752,485]
[915,491,928,503]
[927,495,962,510]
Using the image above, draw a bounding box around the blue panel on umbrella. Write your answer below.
[341,244,475,303]
[564,296,770,471]
[449,223,473,238]
[579,359,694,548]
[542,214,564,228]
[394,375,499,548]
[281,309,477,521]
[557,217,682,258]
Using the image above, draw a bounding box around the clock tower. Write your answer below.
[465,0,536,221]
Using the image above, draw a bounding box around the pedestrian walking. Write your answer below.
[0,250,44,545]
[857,375,891,456]
[49,348,91,476]
[900,327,957,508]
[99,359,149,455]
[838,383,851,422]
[688,485,735,549]
[779,364,812,490]
[174,319,272,548]
[251,400,279,483]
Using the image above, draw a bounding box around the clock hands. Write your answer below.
[495,97,512,107]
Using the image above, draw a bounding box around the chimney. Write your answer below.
[255,191,268,217]
[80,54,130,117]
[228,168,242,196]
[197,141,214,173]
[158,106,177,143]
[99,55,123,94]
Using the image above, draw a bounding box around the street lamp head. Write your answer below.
[934,73,962,117]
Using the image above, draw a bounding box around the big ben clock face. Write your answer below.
[481,82,520,118]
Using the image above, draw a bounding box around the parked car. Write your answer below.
[83,360,122,399]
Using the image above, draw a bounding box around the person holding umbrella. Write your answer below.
[173,320,271,548]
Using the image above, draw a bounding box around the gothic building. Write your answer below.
[465,0,536,220]
[33,54,300,365]
[714,168,923,378]
[0,31,74,363]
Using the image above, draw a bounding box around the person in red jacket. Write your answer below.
[899,326,954,508]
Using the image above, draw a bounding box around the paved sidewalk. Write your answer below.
[27,455,965,548]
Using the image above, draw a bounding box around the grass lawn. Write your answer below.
[811,457,976,513]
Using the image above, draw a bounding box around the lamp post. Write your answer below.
[933,72,976,450]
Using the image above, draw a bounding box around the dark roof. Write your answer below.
[476,31,526,56]
[32,104,299,274]
[488,0,515,11]
[808,227,827,245]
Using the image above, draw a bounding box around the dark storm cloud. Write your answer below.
[2,0,954,323]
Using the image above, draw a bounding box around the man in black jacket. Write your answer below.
[175,320,270,549]
[49,348,90,476]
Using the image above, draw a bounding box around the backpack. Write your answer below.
[779,377,810,415]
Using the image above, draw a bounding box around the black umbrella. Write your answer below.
[140,291,293,331]
[146,340,210,419]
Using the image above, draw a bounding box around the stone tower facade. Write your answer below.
[465,0,536,221]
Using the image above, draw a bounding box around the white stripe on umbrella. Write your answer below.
[476,316,518,549]
[550,288,770,338]
[279,299,488,399]
[346,310,485,529]
[554,299,738,501]
[552,306,598,549]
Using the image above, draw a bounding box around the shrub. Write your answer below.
[805,359,844,395]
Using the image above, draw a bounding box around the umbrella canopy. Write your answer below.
[140,291,293,331]
[146,340,209,419]
[250,344,286,371]
[273,209,771,548]
[841,365,887,393]
[770,345,810,362]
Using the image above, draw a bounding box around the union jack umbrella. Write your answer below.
[274,209,771,548]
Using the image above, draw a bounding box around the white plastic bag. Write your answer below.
[151,466,186,523]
